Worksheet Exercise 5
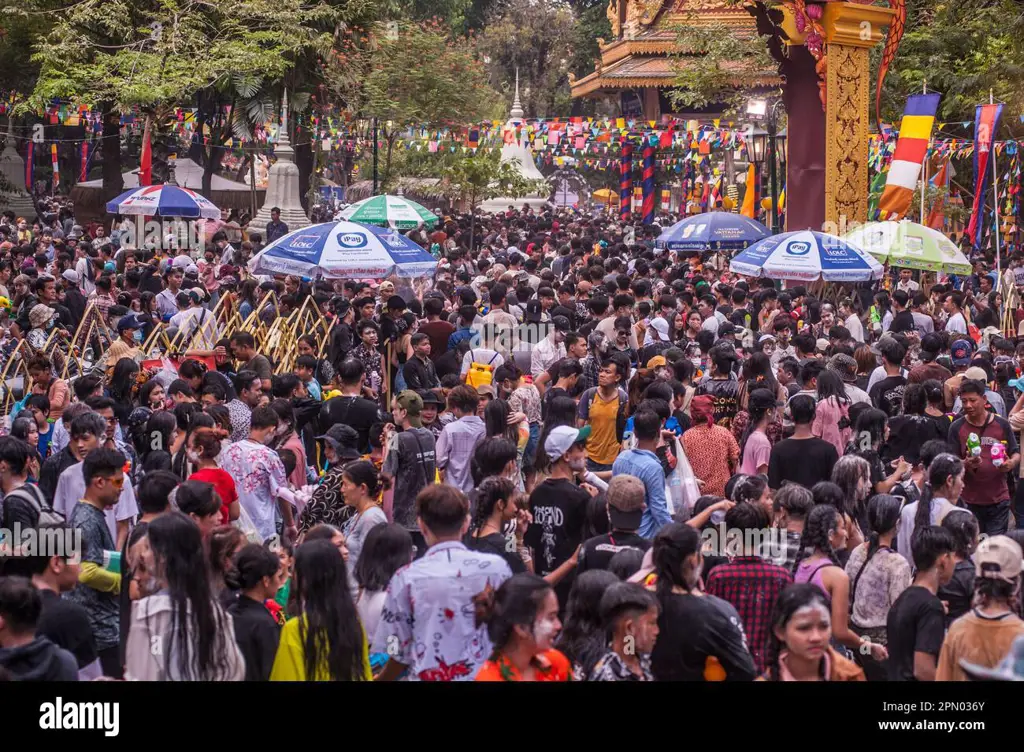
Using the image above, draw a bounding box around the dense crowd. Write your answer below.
[0,197,1023,683]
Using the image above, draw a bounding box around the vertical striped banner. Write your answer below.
[51,144,59,192]
[79,141,89,181]
[641,138,655,224]
[878,93,940,220]
[967,103,1003,248]
[619,140,633,221]
[661,189,671,212]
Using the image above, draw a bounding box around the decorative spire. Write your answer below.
[510,68,524,120]
[275,89,294,159]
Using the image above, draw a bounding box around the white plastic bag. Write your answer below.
[233,502,263,544]
[666,437,701,519]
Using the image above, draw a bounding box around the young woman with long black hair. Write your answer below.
[845,407,911,496]
[226,543,285,681]
[938,510,980,626]
[739,389,776,476]
[474,573,571,681]
[270,539,371,681]
[648,522,757,681]
[830,454,871,553]
[555,569,619,680]
[812,370,851,456]
[174,479,224,540]
[896,453,963,563]
[124,511,245,680]
[759,583,865,681]
[794,504,888,665]
[844,494,911,681]
[107,358,141,427]
[353,524,413,641]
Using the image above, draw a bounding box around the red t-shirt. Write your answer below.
[189,467,239,523]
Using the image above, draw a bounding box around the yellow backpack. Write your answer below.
[465,350,499,388]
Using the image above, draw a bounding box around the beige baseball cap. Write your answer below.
[975,535,1023,583]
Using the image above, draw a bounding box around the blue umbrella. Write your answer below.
[247,220,437,279]
[655,212,769,252]
[105,184,221,219]
[729,230,884,282]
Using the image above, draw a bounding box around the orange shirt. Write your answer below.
[475,649,571,682]
[585,390,622,466]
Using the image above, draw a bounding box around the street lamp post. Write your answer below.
[747,124,767,224]
[747,98,785,233]
[372,117,379,196]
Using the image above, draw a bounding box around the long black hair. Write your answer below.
[353,524,413,593]
[742,351,780,397]
[850,495,902,605]
[915,453,964,531]
[469,476,516,536]
[816,369,849,405]
[555,569,618,672]
[145,511,237,680]
[941,510,979,560]
[292,539,367,681]
[474,572,555,657]
[764,583,832,681]
[109,358,140,406]
[651,522,702,600]
[739,388,774,458]
[795,504,843,569]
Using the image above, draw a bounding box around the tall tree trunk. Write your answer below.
[101,104,123,206]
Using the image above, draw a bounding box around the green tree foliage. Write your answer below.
[877,0,1024,135]
[443,149,545,245]
[478,0,579,117]
[328,19,502,189]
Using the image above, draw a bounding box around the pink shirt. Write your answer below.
[812,397,851,457]
[740,429,772,475]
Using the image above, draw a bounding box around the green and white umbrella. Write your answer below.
[843,220,971,275]
[339,194,438,229]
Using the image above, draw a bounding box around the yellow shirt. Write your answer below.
[270,615,372,681]
[586,389,622,466]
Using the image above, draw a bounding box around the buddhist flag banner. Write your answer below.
[966,103,1004,248]
[877,93,940,221]
[740,163,756,219]
[51,144,59,190]
[139,116,153,187]
[641,140,656,225]
[619,141,633,221]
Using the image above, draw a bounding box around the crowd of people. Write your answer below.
[1,197,1024,683]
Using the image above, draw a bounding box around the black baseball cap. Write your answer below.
[525,299,543,323]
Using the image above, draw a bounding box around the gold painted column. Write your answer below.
[822,2,893,228]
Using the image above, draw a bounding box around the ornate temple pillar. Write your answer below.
[821,2,894,229]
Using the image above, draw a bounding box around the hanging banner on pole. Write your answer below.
[619,140,633,221]
[51,144,59,192]
[641,138,656,225]
[877,93,940,221]
[966,102,1004,248]
[79,141,89,182]
[139,116,153,187]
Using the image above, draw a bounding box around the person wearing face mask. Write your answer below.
[474,573,570,681]
[524,425,596,612]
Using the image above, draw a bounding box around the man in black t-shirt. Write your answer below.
[886,525,955,681]
[869,336,907,417]
[524,425,598,608]
[318,358,383,453]
[578,474,651,574]
[768,394,839,490]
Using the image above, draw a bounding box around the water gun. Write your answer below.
[966,432,982,457]
[991,443,1007,467]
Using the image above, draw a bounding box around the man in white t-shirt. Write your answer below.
[944,290,969,336]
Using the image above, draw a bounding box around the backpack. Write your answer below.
[465,350,499,389]
[6,484,64,528]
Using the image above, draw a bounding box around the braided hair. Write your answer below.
[794,504,843,570]
[850,495,902,607]
[469,476,515,536]
[763,583,832,681]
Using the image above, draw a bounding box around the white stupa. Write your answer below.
[478,71,548,214]
[0,119,37,220]
[252,90,309,233]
